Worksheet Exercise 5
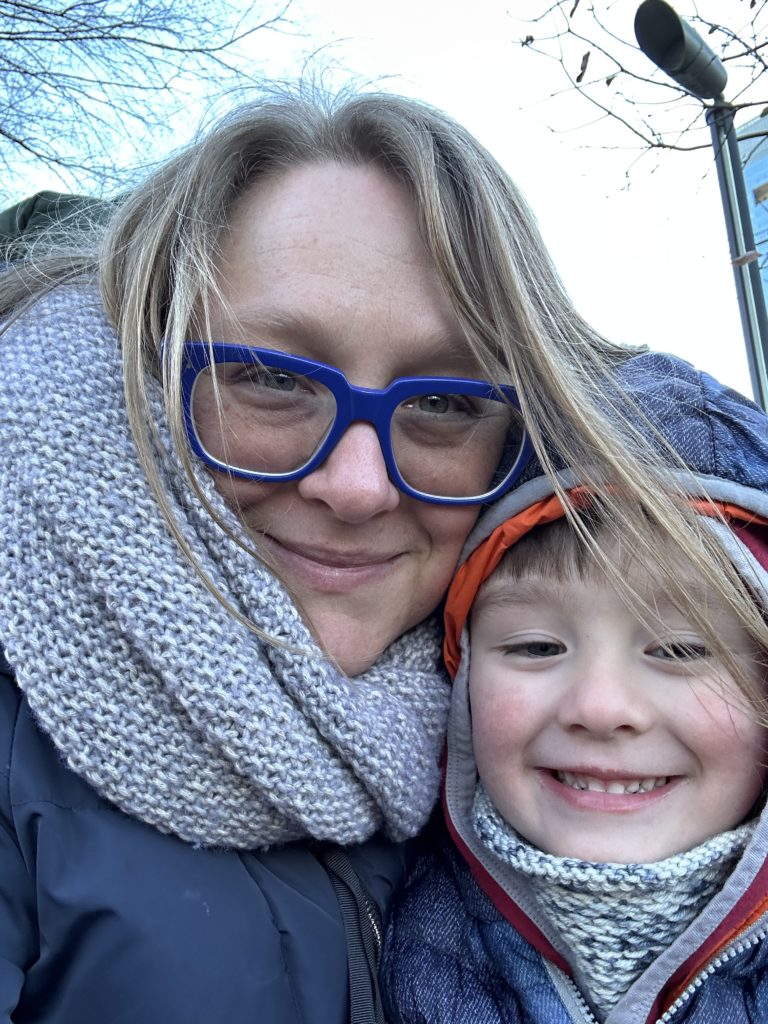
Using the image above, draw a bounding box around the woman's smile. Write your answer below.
[259,533,404,593]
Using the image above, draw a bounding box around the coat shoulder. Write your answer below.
[382,828,577,1024]
[0,647,411,1024]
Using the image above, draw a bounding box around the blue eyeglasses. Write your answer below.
[179,342,532,505]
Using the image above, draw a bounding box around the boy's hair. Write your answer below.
[481,510,768,723]
[489,514,608,585]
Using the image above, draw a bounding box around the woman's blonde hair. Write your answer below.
[0,83,759,674]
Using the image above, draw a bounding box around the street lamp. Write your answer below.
[635,0,768,409]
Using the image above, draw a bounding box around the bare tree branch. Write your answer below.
[514,1,768,159]
[0,0,296,201]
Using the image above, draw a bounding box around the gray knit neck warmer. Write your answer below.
[0,286,451,850]
[474,784,754,1020]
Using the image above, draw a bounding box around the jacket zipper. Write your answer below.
[656,922,768,1023]
[365,895,383,958]
[550,919,768,1023]
[552,970,600,1023]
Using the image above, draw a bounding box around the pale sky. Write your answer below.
[6,0,761,399]
[257,0,760,399]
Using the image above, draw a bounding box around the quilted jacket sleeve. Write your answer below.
[0,652,36,1022]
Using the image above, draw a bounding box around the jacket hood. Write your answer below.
[441,351,768,1023]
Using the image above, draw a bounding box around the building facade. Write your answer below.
[739,113,768,304]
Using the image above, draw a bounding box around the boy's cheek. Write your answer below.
[470,693,531,765]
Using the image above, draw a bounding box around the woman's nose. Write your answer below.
[556,655,654,737]
[296,422,400,522]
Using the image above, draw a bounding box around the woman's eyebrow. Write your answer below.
[227,307,474,370]
[224,307,333,346]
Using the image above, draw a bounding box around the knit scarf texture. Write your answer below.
[0,286,452,849]
[473,784,754,1020]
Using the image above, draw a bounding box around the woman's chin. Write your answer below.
[303,603,414,677]
[314,620,388,677]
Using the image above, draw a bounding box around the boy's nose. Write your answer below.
[556,657,654,737]
[296,422,400,522]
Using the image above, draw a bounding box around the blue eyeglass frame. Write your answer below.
[179,342,532,506]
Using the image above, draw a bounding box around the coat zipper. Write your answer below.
[364,895,383,958]
[656,922,768,1023]
[552,969,600,1023]
[550,919,768,1024]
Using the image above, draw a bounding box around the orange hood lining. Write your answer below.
[443,491,768,679]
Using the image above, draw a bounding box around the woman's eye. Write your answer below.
[226,365,299,391]
[250,368,297,391]
[648,641,710,662]
[261,370,297,392]
[412,394,478,416]
[503,640,565,658]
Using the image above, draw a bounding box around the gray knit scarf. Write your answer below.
[0,286,451,849]
[474,784,754,1020]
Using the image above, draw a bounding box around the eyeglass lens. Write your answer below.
[190,360,525,499]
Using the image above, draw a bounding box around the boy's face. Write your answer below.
[469,573,767,863]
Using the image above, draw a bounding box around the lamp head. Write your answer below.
[635,0,727,100]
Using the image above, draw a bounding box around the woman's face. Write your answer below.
[205,162,484,675]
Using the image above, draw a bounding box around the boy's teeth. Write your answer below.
[556,770,668,794]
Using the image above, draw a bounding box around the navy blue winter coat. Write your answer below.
[0,651,409,1024]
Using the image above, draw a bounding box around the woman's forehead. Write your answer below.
[207,162,485,381]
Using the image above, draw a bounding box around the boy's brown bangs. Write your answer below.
[443,493,768,681]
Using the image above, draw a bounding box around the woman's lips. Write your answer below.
[261,534,403,592]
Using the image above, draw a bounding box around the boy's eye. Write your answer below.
[503,640,565,658]
[647,641,710,662]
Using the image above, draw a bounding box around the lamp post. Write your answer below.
[634,0,768,409]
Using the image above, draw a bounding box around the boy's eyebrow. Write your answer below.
[473,577,565,612]
[474,572,722,618]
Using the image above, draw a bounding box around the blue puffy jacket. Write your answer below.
[384,827,768,1024]
[0,648,409,1024]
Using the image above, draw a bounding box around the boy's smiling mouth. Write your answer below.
[552,770,671,794]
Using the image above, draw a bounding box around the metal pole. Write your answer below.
[706,101,768,409]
